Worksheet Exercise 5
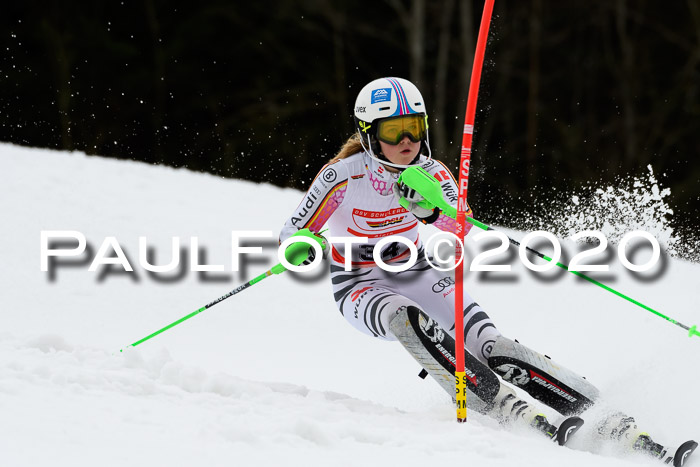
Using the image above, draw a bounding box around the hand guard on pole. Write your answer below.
[298,232,329,266]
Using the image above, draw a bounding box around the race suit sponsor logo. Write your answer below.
[481,339,495,360]
[290,191,319,226]
[441,182,457,204]
[351,208,409,232]
[366,217,404,229]
[431,277,455,293]
[433,170,450,182]
[351,286,373,302]
[351,287,373,318]
[323,168,337,183]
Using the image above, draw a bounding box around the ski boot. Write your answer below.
[496,391,584,446]
[531,413,585,446]
[597,412,697,466]
[634,434,698,467]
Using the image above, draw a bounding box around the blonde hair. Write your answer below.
[329,133,365,163]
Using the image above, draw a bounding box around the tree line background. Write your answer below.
[2,0,700,243]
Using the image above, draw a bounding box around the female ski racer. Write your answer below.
[278,77,695,465]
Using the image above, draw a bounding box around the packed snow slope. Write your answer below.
[1,143,698,467]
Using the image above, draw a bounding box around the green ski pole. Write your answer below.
[119,228,327,352]
[398,166,700,339]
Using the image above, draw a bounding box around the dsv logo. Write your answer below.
[431,277,455,293]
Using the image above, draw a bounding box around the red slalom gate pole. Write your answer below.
[455,0,496,423]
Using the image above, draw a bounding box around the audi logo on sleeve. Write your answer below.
[431,277,455,293]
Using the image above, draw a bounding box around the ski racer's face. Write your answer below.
[378,136,421,171]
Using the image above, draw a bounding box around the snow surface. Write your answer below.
[1,143,698,467]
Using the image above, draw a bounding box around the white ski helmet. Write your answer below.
[353,77,432,169]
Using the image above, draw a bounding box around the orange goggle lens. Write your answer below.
[376,115,427,145]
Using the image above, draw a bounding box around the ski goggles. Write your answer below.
[375,114,427,145]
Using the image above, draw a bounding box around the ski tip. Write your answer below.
[674,440,698,467]
[556,416,584,447]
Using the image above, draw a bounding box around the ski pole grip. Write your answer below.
[690,325,699,338]
[272,228,328,275]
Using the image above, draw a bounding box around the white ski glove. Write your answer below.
[393,182,440,224]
